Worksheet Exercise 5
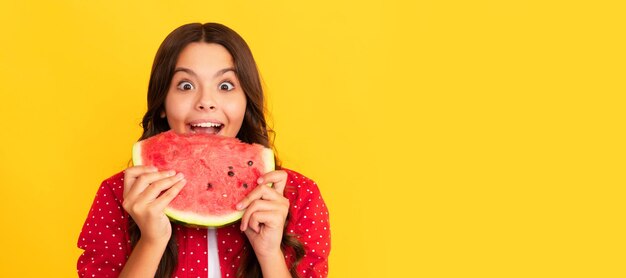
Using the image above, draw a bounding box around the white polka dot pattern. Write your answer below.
[77,168,331,277]
[77,172,130,277]
[283,169,331,278]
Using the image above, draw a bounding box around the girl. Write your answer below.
[77,23,330,278]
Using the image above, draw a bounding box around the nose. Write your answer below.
[198,103,216,110]
[196,89,217,111]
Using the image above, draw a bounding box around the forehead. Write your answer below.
[175,42,234,74]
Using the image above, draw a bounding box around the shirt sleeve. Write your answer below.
[77,176,131,277]
[285,171,331,278]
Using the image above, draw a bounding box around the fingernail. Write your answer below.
[149,166,158,172]
[236,203,243,210]
[166,170,176,177]
[175,172,184,179]
[257,178,263,184]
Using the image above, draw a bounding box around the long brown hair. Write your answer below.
[128,22,304,278]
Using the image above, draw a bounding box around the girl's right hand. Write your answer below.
[122,166,187,244]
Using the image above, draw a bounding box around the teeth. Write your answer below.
[191,122,222,128]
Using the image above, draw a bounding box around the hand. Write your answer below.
[122,166,187,244]
[237,170,290,259]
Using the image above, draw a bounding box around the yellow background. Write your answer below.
[0,0,624,277]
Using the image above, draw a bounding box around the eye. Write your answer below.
[219,81,235,91]
[177,81,194,91]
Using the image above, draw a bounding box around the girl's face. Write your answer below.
[164,42,246,138]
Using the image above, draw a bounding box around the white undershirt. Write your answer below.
[207,228,221,278]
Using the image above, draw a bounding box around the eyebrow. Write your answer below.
[173,67,236,79]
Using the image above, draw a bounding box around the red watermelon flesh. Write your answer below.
[132,130,274,227]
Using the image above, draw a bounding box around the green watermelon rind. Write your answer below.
[131,139,275,227]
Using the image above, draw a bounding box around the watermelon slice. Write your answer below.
[132,130,275,227]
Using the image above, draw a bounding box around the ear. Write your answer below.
[160,111,166,118]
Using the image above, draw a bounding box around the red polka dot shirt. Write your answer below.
[77,168,330,277]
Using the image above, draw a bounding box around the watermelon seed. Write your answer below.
[228,166,233,170]
[243,183,248,189]
[228,171,235,177]
[206,183,213,190]
[248,161,253,166]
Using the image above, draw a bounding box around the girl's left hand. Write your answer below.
[236,170,290,259]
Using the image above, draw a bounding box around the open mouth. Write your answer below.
[188,122,224,135]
